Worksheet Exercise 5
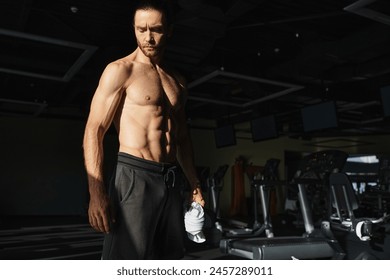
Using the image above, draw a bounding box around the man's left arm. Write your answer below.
[175,105,205,207]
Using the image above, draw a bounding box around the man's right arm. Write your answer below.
[83,62,130,233]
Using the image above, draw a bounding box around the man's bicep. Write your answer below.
[87,63,127,130]
[87,91,123,137]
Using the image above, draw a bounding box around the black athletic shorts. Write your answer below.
[101,152,186,259]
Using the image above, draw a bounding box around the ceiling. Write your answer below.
[2,0,390,139]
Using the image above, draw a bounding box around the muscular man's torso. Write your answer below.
[112,56,185,163]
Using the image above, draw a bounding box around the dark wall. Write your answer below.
[0,117,118,216]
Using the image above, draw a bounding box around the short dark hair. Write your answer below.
[133,0,175,26]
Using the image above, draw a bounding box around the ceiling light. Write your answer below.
[0,28,97,82]
[187,70,304,107]
[344,0,390,26]
[70,6,78,13]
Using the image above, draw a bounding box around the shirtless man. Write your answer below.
[83,0,204,259]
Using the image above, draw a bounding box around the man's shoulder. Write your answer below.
[99,55,137,89]
[106,56,135,74]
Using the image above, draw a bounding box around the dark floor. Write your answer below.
[0,216,103,260]
[0,215,389,260]
[0,215,232,260]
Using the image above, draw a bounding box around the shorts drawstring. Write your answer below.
[164,166,177,188]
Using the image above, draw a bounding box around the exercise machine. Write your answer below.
[220,150,348,260]
[201,164,229,245]
[329,172,390,259]
[206,164,229,222]
[224,159,283,238]
[206,160,281,240]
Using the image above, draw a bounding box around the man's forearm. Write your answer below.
[176,135,200,190]
[83,129,106,196]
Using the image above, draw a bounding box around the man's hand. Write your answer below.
[191,187,205,207]
[88,191,115,234]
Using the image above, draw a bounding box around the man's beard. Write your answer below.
[142,47,158,57]
[137,37,166,59]
[140,44,163,58]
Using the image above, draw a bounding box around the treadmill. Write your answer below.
[219,150,348,260]
[223,158,283,238]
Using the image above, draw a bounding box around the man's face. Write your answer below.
[134,8,168,59]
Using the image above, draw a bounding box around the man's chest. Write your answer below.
[126,68,183,108]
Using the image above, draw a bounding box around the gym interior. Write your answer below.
[1,0,390,260]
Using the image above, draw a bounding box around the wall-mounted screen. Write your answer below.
[380,85,390,117]
[250,115,278,142]
[301,101,338,132]
[214,124,236,148]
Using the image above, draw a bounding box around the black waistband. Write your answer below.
[117,152,176,174]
